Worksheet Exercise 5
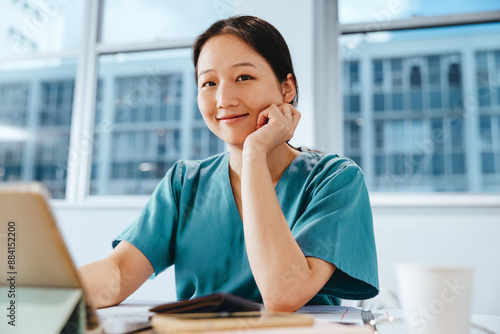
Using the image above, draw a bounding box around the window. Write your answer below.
[101,0,222,44]
[341,20,500,192]
[0,0,84,56]
[0,59,77,198]
[0,0,83,198]
[90,41,225,196]
[0,0,229,199]
[3,1,500,201]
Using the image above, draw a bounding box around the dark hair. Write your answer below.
[192,15,298,107]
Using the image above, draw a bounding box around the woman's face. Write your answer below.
[196,34,288,147]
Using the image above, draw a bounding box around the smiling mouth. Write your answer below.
[218,113,249,121]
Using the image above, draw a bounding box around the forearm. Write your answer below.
[78,258,124,309]
[241,148,314,312]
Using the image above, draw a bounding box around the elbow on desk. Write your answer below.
[263,297,306,313]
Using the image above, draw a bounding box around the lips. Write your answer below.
[217,113,249,121]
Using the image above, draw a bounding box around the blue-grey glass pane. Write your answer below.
[374,94,385,112]
[432,154,445,175]
[431,119,444,149]
[349,62,359,83]
[448,63,461,86]
[480,116,492,147]
[90,49,224,195]
[145,106,153,122]
[392,93,403,111]
[428,56,439,65]
[0,58,76,198]
[373,60,383,85]
[375,122,384,149]
[343,95,349,112]
[375,155,385,176]
[482,152,495,174]
[430,91,442,109]
[449,88,462,109]
[174,104,182,121]
[350,95,360,112]
[410,66,422,88]
[410,120,424,148]
[476,52,488,66]
[451,118,463,147]
[391,59,402,71]
[452,153,465,174]
[350,122,360,149]
[478,87,491,107]
[429,73,441,85]
[393,154,406,176]
[411,91,423,110]
[341,24,500,193]
[392,121,405,151]
[410,154,424,174]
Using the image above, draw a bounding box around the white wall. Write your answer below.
[53,202,500,314]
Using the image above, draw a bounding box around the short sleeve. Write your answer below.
[112,161,184,278]
[292,158,379,300]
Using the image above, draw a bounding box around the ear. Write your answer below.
[281,73,296,104]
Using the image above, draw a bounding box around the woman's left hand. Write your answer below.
[244,103,301,154]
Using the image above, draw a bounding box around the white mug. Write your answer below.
[396,263,474,334]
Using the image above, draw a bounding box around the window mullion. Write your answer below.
[313,0,342,154]
[66,0,100,202]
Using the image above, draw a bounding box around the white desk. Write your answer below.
[96,305,500,334]
[371,309,500,334]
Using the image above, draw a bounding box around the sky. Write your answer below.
[339,0,500,24]
[338,0,500,47]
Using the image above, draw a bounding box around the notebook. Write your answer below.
[0,182,152,334]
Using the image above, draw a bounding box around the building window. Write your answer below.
[342,23,500,192]
[0,59,77,198]
[89,50,225,195]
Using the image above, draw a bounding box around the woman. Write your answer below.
[78,15,378,312]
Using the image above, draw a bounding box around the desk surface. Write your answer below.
[97,305,500,334]
[371,309,500,334]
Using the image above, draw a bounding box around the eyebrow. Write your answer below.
[198,62,257,78]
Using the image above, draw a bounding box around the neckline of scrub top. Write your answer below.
[223,150,306,223]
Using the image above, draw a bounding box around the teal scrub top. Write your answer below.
[113,150,379,305]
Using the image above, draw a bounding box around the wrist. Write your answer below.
[242,144,267,163]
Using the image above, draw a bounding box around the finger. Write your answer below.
[292,110,301,128]
[278,104,293,119]
[256,110,269,129]
[284,105,300,131]
[257,104,284,129]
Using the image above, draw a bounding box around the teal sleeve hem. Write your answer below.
[112,237,166,279]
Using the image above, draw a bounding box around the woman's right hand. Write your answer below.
[243,103,301,155]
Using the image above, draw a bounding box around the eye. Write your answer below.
[236,75,253,82]
[202,81,216,88]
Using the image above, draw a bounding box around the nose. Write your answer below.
[216,81,239,109]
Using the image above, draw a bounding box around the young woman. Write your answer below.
[78,15,379,312]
